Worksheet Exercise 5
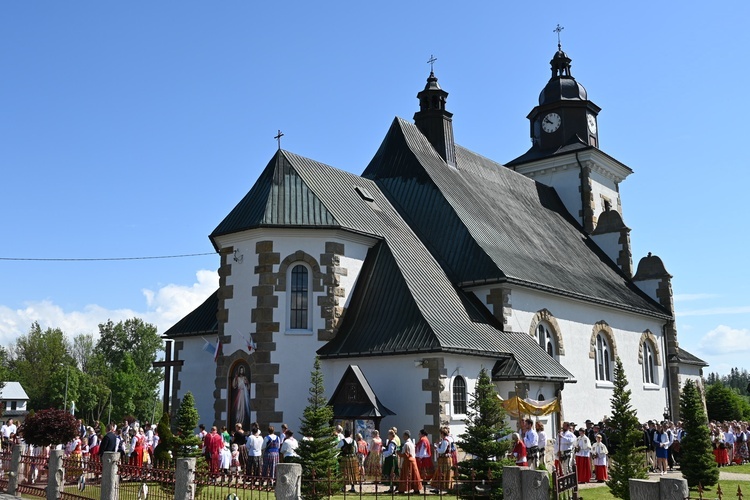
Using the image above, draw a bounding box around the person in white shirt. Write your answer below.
[536,421,548,470]
[590,434,609,482]
[247,427,264,481]
[219,442,232,479]
[523,418,539,469]
[557,422,576,474]
[279,429,299,461]
[575,427,592,484]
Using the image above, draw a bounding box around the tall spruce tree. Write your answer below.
[173,391,202,458]
[456,367,512,500]
[680,380,719,488]
[297,357,341,499]
[606,357,648,500]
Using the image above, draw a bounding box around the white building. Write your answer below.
[0,382,30,423]
[164,45,706,441]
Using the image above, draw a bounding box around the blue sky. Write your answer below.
[2,2,748,375]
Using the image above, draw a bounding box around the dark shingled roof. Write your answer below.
[163,291,219,338]
[672,347,708,367]
[363,118,668,319]
[328,365,396,419]
[257,150,575,382]
[211,152,339,243]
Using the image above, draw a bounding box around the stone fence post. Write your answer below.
[275,463,302,500]
[100,452,120,500]
[46,449,64,500]
[174,457,196,500]
[7,443,25,496]
[502,466,548,500]
[630,476,688,499]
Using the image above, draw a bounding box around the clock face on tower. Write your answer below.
[587,113,597,134]
[542,112,561,133]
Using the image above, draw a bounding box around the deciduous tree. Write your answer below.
[22,408,78,447]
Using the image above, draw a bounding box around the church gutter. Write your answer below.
[458,276,672,321]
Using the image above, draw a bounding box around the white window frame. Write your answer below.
[536,322,557,358]
[595,332,612,382]
[642,341,657,385]
[452,376,467,416]
[286,262,313,334]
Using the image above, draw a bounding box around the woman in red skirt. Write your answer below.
[574,427,592,484]
[590,434,609,482]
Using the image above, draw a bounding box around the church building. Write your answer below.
[164,44,706,441]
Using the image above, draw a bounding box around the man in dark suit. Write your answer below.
[98,424,118,457]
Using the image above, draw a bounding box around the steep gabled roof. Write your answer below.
[328,365,396,418]
[169,147,574,381]
[163,291,219,338]
[364,118,668,319]
[277,151,573,381]
[672,347,708,367]
[211,151,339,242]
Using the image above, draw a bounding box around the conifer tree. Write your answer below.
[606,357,648,500]
[153,411,175,463]
[456,367,512,500]
[680,380,719,488]
[297,357,341,500]
[173,391,202,458]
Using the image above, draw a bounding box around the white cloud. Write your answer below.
[698,325,750,355]
[0,270,219,347]
[676,306,750,317]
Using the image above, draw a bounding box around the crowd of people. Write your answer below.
[5,412,748,493]
[222,422,459,494]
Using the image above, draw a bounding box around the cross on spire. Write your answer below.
[554,24,565,49]
[274,129,284,150]
[427,54,437,73]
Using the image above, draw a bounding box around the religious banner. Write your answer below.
[228,361,252,431]
[498,395,560,418]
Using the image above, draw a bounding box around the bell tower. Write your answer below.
[414,62,457,168]
[507,32,633,244]
[528,42,601,152]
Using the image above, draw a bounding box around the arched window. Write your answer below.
[595,333,612,382]
[642,342,656,384]
[290,264,310,330]
[452,376,467,415]
[536,323,557,357]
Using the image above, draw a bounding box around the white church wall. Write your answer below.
[589,169,621,216]
[175,336,220,431]
[191,228,377,429]
[473,285,669,425]
[590,232,621,266]
[523,166,581,224]
[218,228,374,340]
[321,356,430,436]
[632,278,660,304]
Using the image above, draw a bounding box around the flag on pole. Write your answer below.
[202,337,217,357]
[237,330,257,353]
[246,333,257,353]
[70,401,76,416]
[214,336,221,362]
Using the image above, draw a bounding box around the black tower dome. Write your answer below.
[538,47,588,105]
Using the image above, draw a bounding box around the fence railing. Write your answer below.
[4,445,748,500]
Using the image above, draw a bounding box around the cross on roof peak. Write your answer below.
[427,54,437,73]
[554,24,565,49]
[274,129,284,150]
